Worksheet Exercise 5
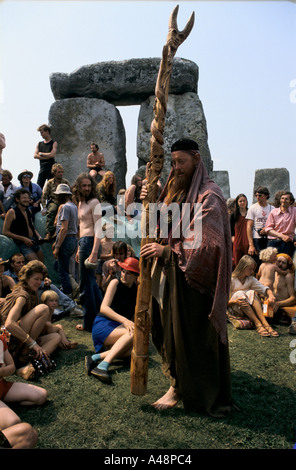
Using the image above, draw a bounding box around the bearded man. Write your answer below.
[140,139,233,417]
[72,173,103,332]
[272,253,296,326]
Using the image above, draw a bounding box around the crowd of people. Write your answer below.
[0,127,296,448]
[227,185,296,335]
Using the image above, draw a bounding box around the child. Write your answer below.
[40,291,77,350]
[96,223,114,289]
[257,247,289,289]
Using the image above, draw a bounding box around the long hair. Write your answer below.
[72,172,98,203]
[131,175,141,201]
[97,171,116,197]
[17,260,47,288]
[232,193,248,224]
[232,255,256,278]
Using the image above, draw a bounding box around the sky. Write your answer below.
[0,0,295,204]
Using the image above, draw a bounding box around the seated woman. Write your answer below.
[0,333,47,449]
[85,257,139,384]
[0,260,61,380]
[96,171,117,211]
[228,255,279,337]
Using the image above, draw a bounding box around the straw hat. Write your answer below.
[53,184,72,195]
[0,258,8,265]
[18,170,33,181]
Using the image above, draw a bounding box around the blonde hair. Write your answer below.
[40,290,59,304]
[232,255,256,278]
[259,247,278,262]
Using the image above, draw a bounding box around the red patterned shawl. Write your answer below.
[159,158,232,344]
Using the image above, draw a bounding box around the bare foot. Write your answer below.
[152,386,180,410]
[16,364,35,381]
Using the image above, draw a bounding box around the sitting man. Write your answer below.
[3,188,44,262]
[4,252,83,320]
[272,253,296,331]
[0,169,18,211]
[86,142,106,182]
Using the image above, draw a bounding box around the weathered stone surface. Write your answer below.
[137,92,213,185]
[0,213,59,284]
[48,98,126,190]
[210,171,230,199]
[252,168,290,204]
[50,58,198,106]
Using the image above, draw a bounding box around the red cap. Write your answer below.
[117,257,140,274]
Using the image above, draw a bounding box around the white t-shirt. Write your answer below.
[246,202,274,239]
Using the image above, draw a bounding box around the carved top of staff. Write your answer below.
[145,5,195,206]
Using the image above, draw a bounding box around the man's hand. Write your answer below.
[248,245,256,256]
[281,234,292,243]
[140,242,165,259]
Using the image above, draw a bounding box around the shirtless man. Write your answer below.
[72,173,103,331]
[87,143,106,181]
[272,254,296,323]
[3,188,44,262]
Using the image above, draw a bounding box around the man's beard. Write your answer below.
[165,173,193,205]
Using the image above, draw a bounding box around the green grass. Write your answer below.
[9,318,296,449]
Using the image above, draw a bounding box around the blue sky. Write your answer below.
[0,0,295,203]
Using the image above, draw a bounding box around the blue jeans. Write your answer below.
[38,282,76,313]
[267,239,295,258]
[78,236,103,331]
[57,236,77,295]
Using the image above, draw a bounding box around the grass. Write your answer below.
[8,317,296,450]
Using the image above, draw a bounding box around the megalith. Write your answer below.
[210,171,231,199]
[137,92,213,185]
[253,168,290,204]
[49,58,199,106]
[48,97,126,190]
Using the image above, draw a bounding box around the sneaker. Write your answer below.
[85,355,96,375]
[69,305,84,318]
[91,366,112,384]
[289,321,296,335]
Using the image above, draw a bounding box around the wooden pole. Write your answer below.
[130,5,195,395]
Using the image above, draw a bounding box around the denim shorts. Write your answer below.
[15,237,42,256]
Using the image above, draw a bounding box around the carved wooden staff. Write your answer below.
[130,5,195,396]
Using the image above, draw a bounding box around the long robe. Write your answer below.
[150,157,233,416]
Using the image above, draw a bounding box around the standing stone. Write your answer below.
[253,168,290,204]
[48,97,126,190]
[137,92,213,185]
[210,171,230,199]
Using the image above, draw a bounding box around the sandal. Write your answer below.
[75,324,85,331]
[264,325,279,337]
[256,325,270,337]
